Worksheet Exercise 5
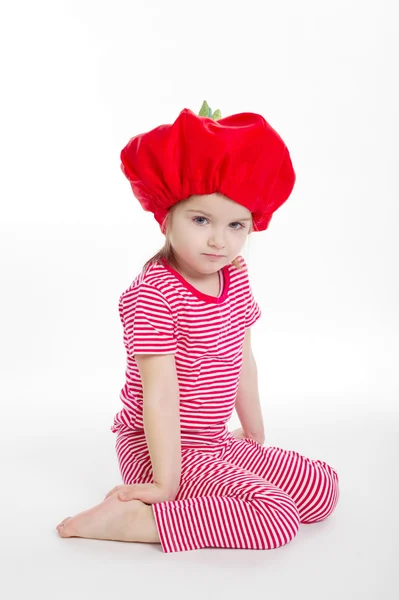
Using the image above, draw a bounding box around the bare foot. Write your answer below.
[56,494,159,543]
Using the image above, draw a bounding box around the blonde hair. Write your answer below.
[142,200,255,272]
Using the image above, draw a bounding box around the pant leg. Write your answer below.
[223,436,340,524]
[152,450,300,553]
[115,427,300,554]
[115,427,154,485]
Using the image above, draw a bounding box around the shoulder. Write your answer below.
[234,255,259,284]
[229,254,252,286]
[229,255,259,303]
[119,262,176,310]
[234,254,249,273]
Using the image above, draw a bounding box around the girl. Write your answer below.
[56,102,339,553]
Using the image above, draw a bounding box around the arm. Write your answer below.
[234,328,265,445]
[135,353,181,501]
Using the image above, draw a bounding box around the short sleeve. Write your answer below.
[237,255,262,329]
[245,287,262,329]
[119,284,177,356]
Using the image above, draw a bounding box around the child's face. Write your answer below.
[169,193,252,276]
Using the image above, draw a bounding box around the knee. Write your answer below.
[253,490,301,549]
[327,468,340,516]
[323,466,340,518]
[302,466,340,524]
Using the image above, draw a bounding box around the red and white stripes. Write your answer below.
[115,429,339,553]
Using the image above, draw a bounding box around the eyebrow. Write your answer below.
[185,209,252,222]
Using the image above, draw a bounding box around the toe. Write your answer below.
[56,517,70,530]
[57,517,72,535]
[58,518,74,538]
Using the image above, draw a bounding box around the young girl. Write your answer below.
[56,102,339,553]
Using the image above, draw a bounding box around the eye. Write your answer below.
[192,217,246,230]
[192,216,209,226]
[229,222,245,230]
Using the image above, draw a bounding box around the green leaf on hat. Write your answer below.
[198,100,210,117]
[198,100,222,120]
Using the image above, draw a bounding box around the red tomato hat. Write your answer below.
[120,104,296,232]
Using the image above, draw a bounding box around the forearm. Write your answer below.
[235,354,265,444]
[143,393,181,500]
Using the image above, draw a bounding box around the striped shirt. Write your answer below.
[111,255,261,447]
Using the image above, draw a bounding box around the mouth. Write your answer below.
[203,253,225,258]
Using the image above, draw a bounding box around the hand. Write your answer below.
[231,427,247,440]
[104,482,175,505]
[231,427,265,445]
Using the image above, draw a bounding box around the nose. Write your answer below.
[208,229,226,251]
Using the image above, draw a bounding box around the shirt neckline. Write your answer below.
[160,258,230,304]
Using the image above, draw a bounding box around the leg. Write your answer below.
[152,452,301,553]
[57,432,299,552]
[116,427,301,552]
[223,437,340,523]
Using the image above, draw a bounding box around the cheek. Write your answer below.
[228,230,246,242]
[176,227,201,249]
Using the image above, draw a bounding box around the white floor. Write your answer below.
[2,407,398,600]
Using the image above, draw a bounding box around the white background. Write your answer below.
[1,0,398,598]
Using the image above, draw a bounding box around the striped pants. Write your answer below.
[115,429,339,553]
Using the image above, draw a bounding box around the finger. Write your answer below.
[118,489,138,502]
[104,486,121,500]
